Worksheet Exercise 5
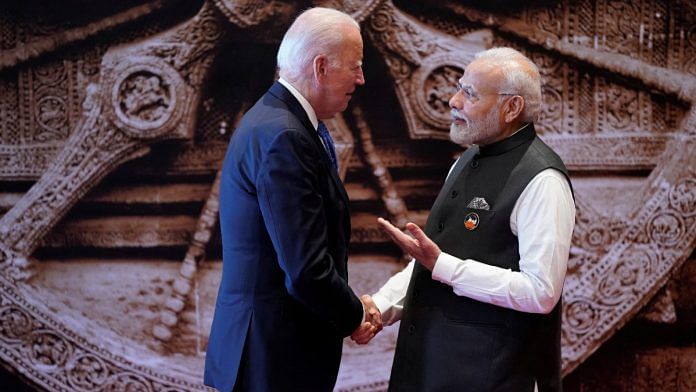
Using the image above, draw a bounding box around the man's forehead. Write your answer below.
[458,62,479,84]
[459,62,500,88]
[457,76,476,90]
[458,76,470,84]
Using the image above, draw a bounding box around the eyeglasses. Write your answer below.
[456,82,518,103]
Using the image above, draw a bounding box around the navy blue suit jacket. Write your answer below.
[204,82,363,391]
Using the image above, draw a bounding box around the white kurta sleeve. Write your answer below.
[371,260,416,325]
[430,169,575,314]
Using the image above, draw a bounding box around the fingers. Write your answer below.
[350,322,376,344]
[376,217,401,241]
[406,222,428,241]
[352,294,384,344]
[361,294,383,332]
[406,223,428,245]
[377,218,417,253]
[405,222,441,271]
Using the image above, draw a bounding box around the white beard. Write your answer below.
[449,104,501,147]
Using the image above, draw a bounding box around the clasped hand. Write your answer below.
[350,219,441,345]
[350,295,382,344]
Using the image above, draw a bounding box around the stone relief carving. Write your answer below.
[0,2,223,271]
[0,2,170,71]
[314,0,385,23]
[153,170,222,344]
[106,60,187,139]
[0,2,226,388]
[366,0,491,140]
[602,1,642,56]
[353,105,410,232]
[0,276,205,391]
[0,11,188,179]
[0,0,694,391]
[411,59,463,129]
[213,0,291,28]
[562,117,695,371]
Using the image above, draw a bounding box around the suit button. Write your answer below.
[413,289,420,298]
[408,325,416,335]
[437,223,444,232]
[450,190,459,198]
[471,160,479,169]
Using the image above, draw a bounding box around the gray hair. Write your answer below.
[475,47,542,123]
[277,7,359,85]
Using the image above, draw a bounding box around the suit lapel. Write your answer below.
[267,82,350,207]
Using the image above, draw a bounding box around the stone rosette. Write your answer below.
[409,53,467,130]
[104,58,187,140]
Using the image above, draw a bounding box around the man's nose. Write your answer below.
[356,68,365,85]
[449,91,462,109]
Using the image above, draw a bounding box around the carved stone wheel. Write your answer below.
[0,0,694,391]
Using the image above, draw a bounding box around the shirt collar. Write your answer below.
[278,77,319,130]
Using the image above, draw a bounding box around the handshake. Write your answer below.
[347,217,440,345]
[350,294,382,345]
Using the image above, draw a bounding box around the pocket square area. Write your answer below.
[466,197,490,210]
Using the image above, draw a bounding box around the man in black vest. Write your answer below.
[366,47,575,391]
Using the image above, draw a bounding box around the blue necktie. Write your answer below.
[317,121,338,171]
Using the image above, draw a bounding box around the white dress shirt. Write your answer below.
[278,77,338,154]
[372,162,575,326]
[278,77,318,130]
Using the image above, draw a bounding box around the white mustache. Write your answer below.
[450,109,468,122]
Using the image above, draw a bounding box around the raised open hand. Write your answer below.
[377,218,441,271]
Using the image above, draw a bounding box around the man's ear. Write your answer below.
[313,55,329,83]
[504,95,525,123]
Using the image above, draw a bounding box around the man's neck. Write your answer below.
[499,122,529,141]
[508,122,530,137]
[278,77,319,130]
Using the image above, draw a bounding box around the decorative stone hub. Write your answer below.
[411,54,467,129]
[108,60,184,140]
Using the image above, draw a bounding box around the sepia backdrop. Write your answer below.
[0,0,694,391]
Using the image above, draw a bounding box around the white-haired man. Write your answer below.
[367,47,575,391]
[205,7,379,392]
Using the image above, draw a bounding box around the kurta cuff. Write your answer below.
[431,252,460,286]
[371,293,392,316]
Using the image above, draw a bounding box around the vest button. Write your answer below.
[471,160,479,169]
[408,325,416,334]
[437,223,444,232]
[450,190,459,198]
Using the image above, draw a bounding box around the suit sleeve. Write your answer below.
[256,128,363,336]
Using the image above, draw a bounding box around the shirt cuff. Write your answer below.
[431,252,461,286]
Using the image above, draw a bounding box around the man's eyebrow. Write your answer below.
[457,82,476,93]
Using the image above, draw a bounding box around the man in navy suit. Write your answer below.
[204,7,381,392]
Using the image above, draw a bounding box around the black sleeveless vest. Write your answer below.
[389,125,570,392]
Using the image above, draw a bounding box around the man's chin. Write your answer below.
[449,124,474,146]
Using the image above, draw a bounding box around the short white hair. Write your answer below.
[277,7,359,84]
[475,47,542,123]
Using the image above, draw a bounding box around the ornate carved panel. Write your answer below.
[0,0,694,391]
[366,0,491,139]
